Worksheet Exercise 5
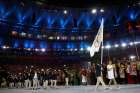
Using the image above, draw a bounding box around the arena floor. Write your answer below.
[0,85,140,93]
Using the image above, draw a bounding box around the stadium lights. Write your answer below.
[21,32,26,36]
[134,41,139,45]
[91,9,97,14]
[64,10,67,14]
[35,48,39,52]
[12,31,18,36]
[2,45,10,49]
[87,47,91,51]
[80,48,84,51]
[70,48,73,51]
[129,42,134,46]
[105,45,111,49]
[121,43,127,47]
[41,48,46,52]
[129,55,136,60]
[48,36,54,40]
[102,46,104,49]
[27,48,31,51]
[100,9,104,13]
[114,44,119,48]
[57,36,60,40]
[2,45,7,49]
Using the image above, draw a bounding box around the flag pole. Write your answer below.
[101,41,103,65]
[101,19,104,65]
[100,19,104,76]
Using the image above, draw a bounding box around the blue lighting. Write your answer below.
[47,16,52,28]
[84,15,94,28]
[67,42,76,49]
[80,42,89,48]
[130,12,135,20]
[17,10,25,24]
[128,11,139,21]
[13,40,19,48]
[22,9,32,22]
[34,16,42,25]
[72,28,78,32]
[17,9,32,24]
[29,41,35,48]
[60,19,66,28]
[60,18,65,28]
[60,16,71,28]
[40,41,47,48]
[53,42,62,49]
[34,14,45,26]
[0,5,14,19]
[77,13,85,27]
[24,40,35,48]
[24,40,29,48]
[3,11,12,18]
[116,16,121,24]
[0,4,5,17]
[47,16,56,28]
[98,18,104,24]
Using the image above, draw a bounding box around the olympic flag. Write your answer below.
[90,19,104,57]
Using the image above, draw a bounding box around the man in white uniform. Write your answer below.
[107,60,119,88]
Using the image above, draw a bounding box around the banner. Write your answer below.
[90,19,104,57]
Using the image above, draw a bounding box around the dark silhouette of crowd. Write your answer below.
[0,59,140,89]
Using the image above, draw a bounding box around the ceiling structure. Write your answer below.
[2,0,140,8]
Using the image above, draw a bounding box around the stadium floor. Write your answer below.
[0,85,140,93]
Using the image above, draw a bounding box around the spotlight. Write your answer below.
[137,41,140,43]
[100,9,104,12]
[91,9,97,14]
[20,32,26,37]
[57,36,60,40]
[41,48,46,52]
[74,48,78,51]
[134,41,139,45]
[64,10,67,14]
[102,46,104,49]
[70,48,73,51]
[35,48,39,52]
[2,45,6,49]
[48,36,54,40]
[121,43,127,47]
[105,45,111,49]
[27,48,31,51]
[80,48,84,51]
[129,42,134,46]
[129,55,136,61]
[12,31,18,36]
[87,47,91,51]
[114,44,119,48]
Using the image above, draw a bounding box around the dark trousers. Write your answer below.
[131,75,137,84]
